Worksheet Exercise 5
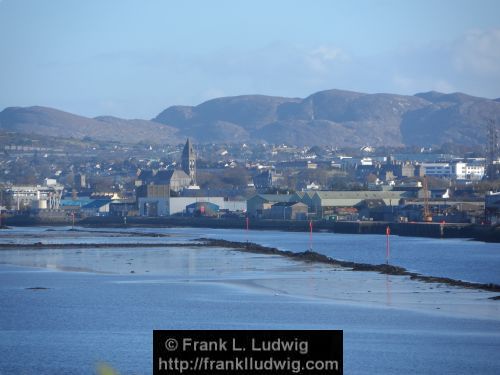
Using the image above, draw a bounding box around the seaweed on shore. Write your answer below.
[3,237,499,295]
[198,238,500,294]
[65,228,172,237]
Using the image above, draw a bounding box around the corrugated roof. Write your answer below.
[293,192,306,199]
[60,198,94,207]
[81,199,111,209]
[292,191,315,199]
[312,191,406,207]
[314,191,405,199]
[271,201,307,207]
[255,194,294,203]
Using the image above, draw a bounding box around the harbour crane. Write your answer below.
[422,175,432,222]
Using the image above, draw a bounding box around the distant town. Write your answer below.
[1,131,499,227]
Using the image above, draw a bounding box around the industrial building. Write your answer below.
[6,179,64,211]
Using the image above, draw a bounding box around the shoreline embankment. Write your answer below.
[3,215,500,242]
[1,234,499,295]
[200,238,500,295]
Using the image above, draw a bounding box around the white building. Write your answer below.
[8,181,64,210]
[453,162,485,180]
[138,196,228,216]
[420,162,485,180]
[360,157,373,166]
[420,163,453,177]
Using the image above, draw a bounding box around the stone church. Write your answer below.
[135,139,197,193]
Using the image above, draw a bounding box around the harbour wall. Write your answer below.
[4,215,497,242]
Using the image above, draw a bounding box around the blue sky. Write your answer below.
[0,0,499,119]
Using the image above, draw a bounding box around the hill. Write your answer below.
[1,89,499,147]
[0,106,181,144]
[153,89,500,147]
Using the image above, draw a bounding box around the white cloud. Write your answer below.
[382,29,500,98]
[305,46,349,74]
[183,42,351,99]
[452,28,500,75]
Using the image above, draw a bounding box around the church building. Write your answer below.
[182,138,196,184]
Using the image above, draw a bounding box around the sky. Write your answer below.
[0,0,499,119]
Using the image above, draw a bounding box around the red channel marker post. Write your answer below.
[386,226,391,264]
[245,216,249,245]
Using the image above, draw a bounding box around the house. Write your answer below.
[327,207,359,221]
[139,199,168,217]
[310,191,408,218]
[136,184,170,199]
[177,188,248,212]
[137,184,170,217]
[252,170,284,191]
[109,200,138,217]
[270,202,308,220]
[291,191,315,212]
[354,199,392,221]
[222,198,247,212]
[417,163,452,178]
[246,194,295,218]
[135,169,154,187]
[430,188,451,199]
[485,192,500,225]
[416,162,485,180]
[453,161,485,180]
[135,139,197,192]
[135,169,191,192]
[379,162,416,180]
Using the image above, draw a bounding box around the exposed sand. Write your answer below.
[1,242,498,321]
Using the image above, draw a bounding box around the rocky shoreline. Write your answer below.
[200,238,500,295]
[1,236,499,296]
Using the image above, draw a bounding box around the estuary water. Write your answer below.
[0,226,499,375]
[85,226,500,285]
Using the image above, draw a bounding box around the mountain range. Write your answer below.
[1,89,499,147]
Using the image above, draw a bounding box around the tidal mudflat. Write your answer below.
[0,227,499,374]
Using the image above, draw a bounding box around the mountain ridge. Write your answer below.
[1,89,499,147]
[0,106,182,144]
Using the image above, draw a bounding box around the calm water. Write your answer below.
[83,226,500,285]
[0,227,499,375]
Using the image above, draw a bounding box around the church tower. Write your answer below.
[181,138,196,184]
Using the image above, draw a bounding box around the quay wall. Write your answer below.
[3,215,498,242]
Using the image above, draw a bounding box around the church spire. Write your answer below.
[181,138,196,184]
